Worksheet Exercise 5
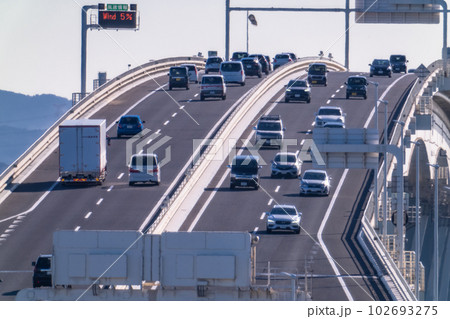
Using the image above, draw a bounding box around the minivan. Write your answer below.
[228,155,261,190]
[168,66,189,90]
[220,61,245,86]
[389,55,408,73]
[129,153,160,186]
[180,64,199,83]
[200,75,226,100]
[205,57,223,74]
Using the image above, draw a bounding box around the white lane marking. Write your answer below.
[138,150,143,154]
[340,85,345,89]
[194,94,199,97]
[300,139,305,146]
[306,130,312,135]
[8,224,18,229]
[260,213,266,220]
[118,173,124,180]
[331,94,335,98]
[311,121,315,126]
[363,74,409,129]
[317,169,353,301]
[0,180,58,225]
[74,226,81,232]
[179,105,185,109]
[163,120,169,126]
[335,89,340,93]
[107,185,114,192]
[96,198,103,206]
[326,100,331,104]
[275,186,280,193]
[188,99,193,103]
[85,212,92,219]
[155,129,161,134]
[146,139,153,145]
[1,234,10,238]
[4,229,14,233]
[268,198,273,206]
[253,227,259,233]
[172,113,177,117]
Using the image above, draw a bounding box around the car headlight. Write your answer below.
[286,89,291,92]
[267,218,275,224]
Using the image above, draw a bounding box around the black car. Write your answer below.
[32,254,52,288]
[369,59,392,77]
[228,155,261,190]
[345,76,368,99]
[241,57,262,77]
[390,55,408,73]
[249,54,270,75]
[231,51,248,61]
[285,79,311,103]
[307,63,328,86]
[168,66,189,90]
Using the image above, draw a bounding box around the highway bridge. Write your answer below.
[0,56,447,301]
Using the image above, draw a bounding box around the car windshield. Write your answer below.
[257,122,282,131]
[131,155,157,166]
[309,64,326,75]
[288,80,307,87]
[232,52,248,59]
[241,58,256,64]
[276,54,289,59]
[271,207,296,216]
[373,60,389,66]
[120,117,139,125]
[231,157,258,175]
[318,108,342,116]
[274,154,296,163]
[207,57,222,64]
[170,68,187,76]
[181,65,195,71]
[221,63,242,72]
[36,257,51,269]
[348,77,366,85]
[303,172,326,180]
[202,77,222,84]
[390,55,405,63]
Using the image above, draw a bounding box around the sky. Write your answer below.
[0,0,446,99]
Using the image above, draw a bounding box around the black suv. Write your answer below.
[285,79,311,103]
[249,54,270,75]
[231,51,248,61]
[241,57,262,77]
[308,63,328,86]
[32,254,52,288]
[345,76,368,99]
[390,55,408,73]
[168,66,189,90]
[369,59,392,78]
[228,155,261,190]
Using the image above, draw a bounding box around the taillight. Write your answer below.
[289,58,292,62]
[274,59,277,63]
[152,168,159,173]
[118,124,123,129]
[129,168,140,173]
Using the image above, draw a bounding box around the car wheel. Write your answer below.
[240,82,245,86]
[369,74,373,77]
[307,97,311,104]
[389,74,392,78]
[205,71,209,74]
[294,229,300,234]
[258,73,262,78]
[186,86,189,90]
[364,94,367,100]
[266,228,272,234]
[117,134,121,138]
[230,183,235,189]
[265,71,269,75]
[285,98,289,103]
[346,94,349,99]
[129,182,135,186]
[195,80,198,84]
[200,95,205,101]
[254,184,259,190]
[155,181,160,186]
[222,95,226,100]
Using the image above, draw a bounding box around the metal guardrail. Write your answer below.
[148,58,346,233]
[0,56,206,193]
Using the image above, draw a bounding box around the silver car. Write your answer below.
[314,106,346,128]
[266,204,302,234]
[271,151,302,178]
[299,169,330,196]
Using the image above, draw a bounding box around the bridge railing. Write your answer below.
[0,56,206,194]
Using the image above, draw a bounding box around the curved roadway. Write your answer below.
[0,66,416,301]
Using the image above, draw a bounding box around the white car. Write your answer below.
[314,106,346,128]
[219,61,245,86]
[271,151,302,178]
[180,64,199,83]
[266,204,302,234]
[200,75,226,100]
[129,153,160,186]
[299,169,330,196]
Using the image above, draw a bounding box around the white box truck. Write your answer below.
[59,119,107,184]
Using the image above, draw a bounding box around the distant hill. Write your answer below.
[0,90,72,174]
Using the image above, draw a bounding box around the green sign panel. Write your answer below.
[107,4,128,11]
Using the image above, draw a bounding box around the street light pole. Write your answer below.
[246,10,249,53]
[379,100,388,238]
[411,141,421,299]
[428,163,440,301]
[394,120,405,271]
[369,81,379,227]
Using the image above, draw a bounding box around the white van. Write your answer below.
[129,153,160,186]
[180,64,199,83]
[220,61,245,86]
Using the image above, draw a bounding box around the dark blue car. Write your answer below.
[116,115,145,138]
